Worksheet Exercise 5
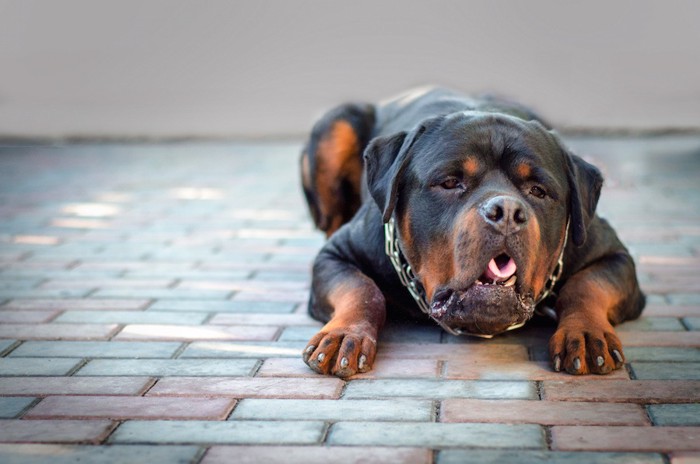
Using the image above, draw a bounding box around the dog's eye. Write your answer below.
[529,185,547,199]
[440,178,462,190]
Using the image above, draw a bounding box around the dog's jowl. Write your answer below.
[300,87,645,377]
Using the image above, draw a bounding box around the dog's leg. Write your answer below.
[303,245,386,378]
[300,103,375,237]
[549,252,645,375]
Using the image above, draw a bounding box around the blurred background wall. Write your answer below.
[1,0,699,139]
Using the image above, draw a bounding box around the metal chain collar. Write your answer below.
[384,217,570,338]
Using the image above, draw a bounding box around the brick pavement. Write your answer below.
[0,137,699,463]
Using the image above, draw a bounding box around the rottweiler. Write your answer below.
[300,87,645,377]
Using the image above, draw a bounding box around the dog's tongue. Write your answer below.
[484,255,517,282]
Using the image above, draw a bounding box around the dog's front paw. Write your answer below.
[302,322,378,378]
[549,315,625,375]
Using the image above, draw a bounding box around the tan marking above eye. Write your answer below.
[515,163,532,179]
[463,157,480,176]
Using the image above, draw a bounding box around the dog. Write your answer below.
[300,87,645,377]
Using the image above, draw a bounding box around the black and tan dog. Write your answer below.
[300,87,645,377]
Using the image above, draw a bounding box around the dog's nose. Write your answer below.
[479,195,529,234]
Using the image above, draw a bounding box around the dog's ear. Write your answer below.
[364,124,426,223]
[565,151,604,247]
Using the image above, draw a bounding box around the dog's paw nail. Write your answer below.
[553,355,561,372]
[613,350,624,363]
[317,353,325,363]
[573,357,581,371]
[304,345,315,354]
[596,356,605,367]
[340,357,349,369]
[358,354,367,370]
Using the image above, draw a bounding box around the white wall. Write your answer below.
[1,0,699,138]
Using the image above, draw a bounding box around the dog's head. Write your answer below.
[365,112,602,336]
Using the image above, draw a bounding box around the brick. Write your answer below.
[0,358,82,376]
[685,317,700,330]
[378,321,443,343]
[181,341,305,358]
[437,450,665,464]
[618,332,700,347]
[1,298,152,311]
[0,323,118,340]
[0,289,91,299]
[440,399,648,425]
[114,324,278,341]
[631,362,700,380]
[343,379,536,399]
[148,376,344,399]
[26,396,235,420]
[543,380,700,403]
[329,422,544,448]
[148,300,296,313]
[0,310,58,323]
[0,398,35,418]
[208,313,319,326]
[670,294,700,305]
[0,340,15,354]
[278,326,321,341]
[9,341,181,358]
[616,317,686,331]
[551,426,700,452]
[76,358,258,377]
[648,404,700,425]
[40,278,175,289]
[257,357,440,379]
[110,420,326,445]
[54,310,208,325]
[232,290,308,303]
[202,446,431,464]
[0,420,114,444]
[376,343,529,361]
[445,360,630,380]
[671,453,700,464]
[0,377,152,396]
[231,398,432,421]
[624,347,700,362]
[91,288,232,299]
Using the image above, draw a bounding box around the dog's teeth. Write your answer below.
[475,279,483,285]
[502,275,517,287]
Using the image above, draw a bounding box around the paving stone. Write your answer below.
[208,313,319,326]
[631,362,700,380]
[202,446,431,464]
[114,324,277,341]
[623,347,700,362]
[91,288,232,299]
[76,358,258,376]
[0,420,114,444]
[54,310,208,325]
[8,341,181,358]
[0,444,202,463]
[0,310,59,323]
[0,323,119,341]
[648,404,700,425]
[0,289,92,299]
[328,422,544,448]
[343,379,536,399]
[617,331,700,347]
[544,380,700,403]
[0,358,82,376]
[257,357,440,378]
[1,299,152,311]
[0,377,152,396]
[685,317,700,330]
[148,300,297,313]
[441,399,648,425]
[0,398,35,418]
[643,305,700,318]
[376,343,529,361]
[110,420,326,445]
[445,360,630,380]
[0,340,15,354]
[231,399,432,421]
[437,450,665,464]
[148,376,343,399]
[277,326,321,341]
[180,341,305,358]
[551,426,700,452]
[616,317,686,331]
[26,396,235,420]
[671,453,700,464]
